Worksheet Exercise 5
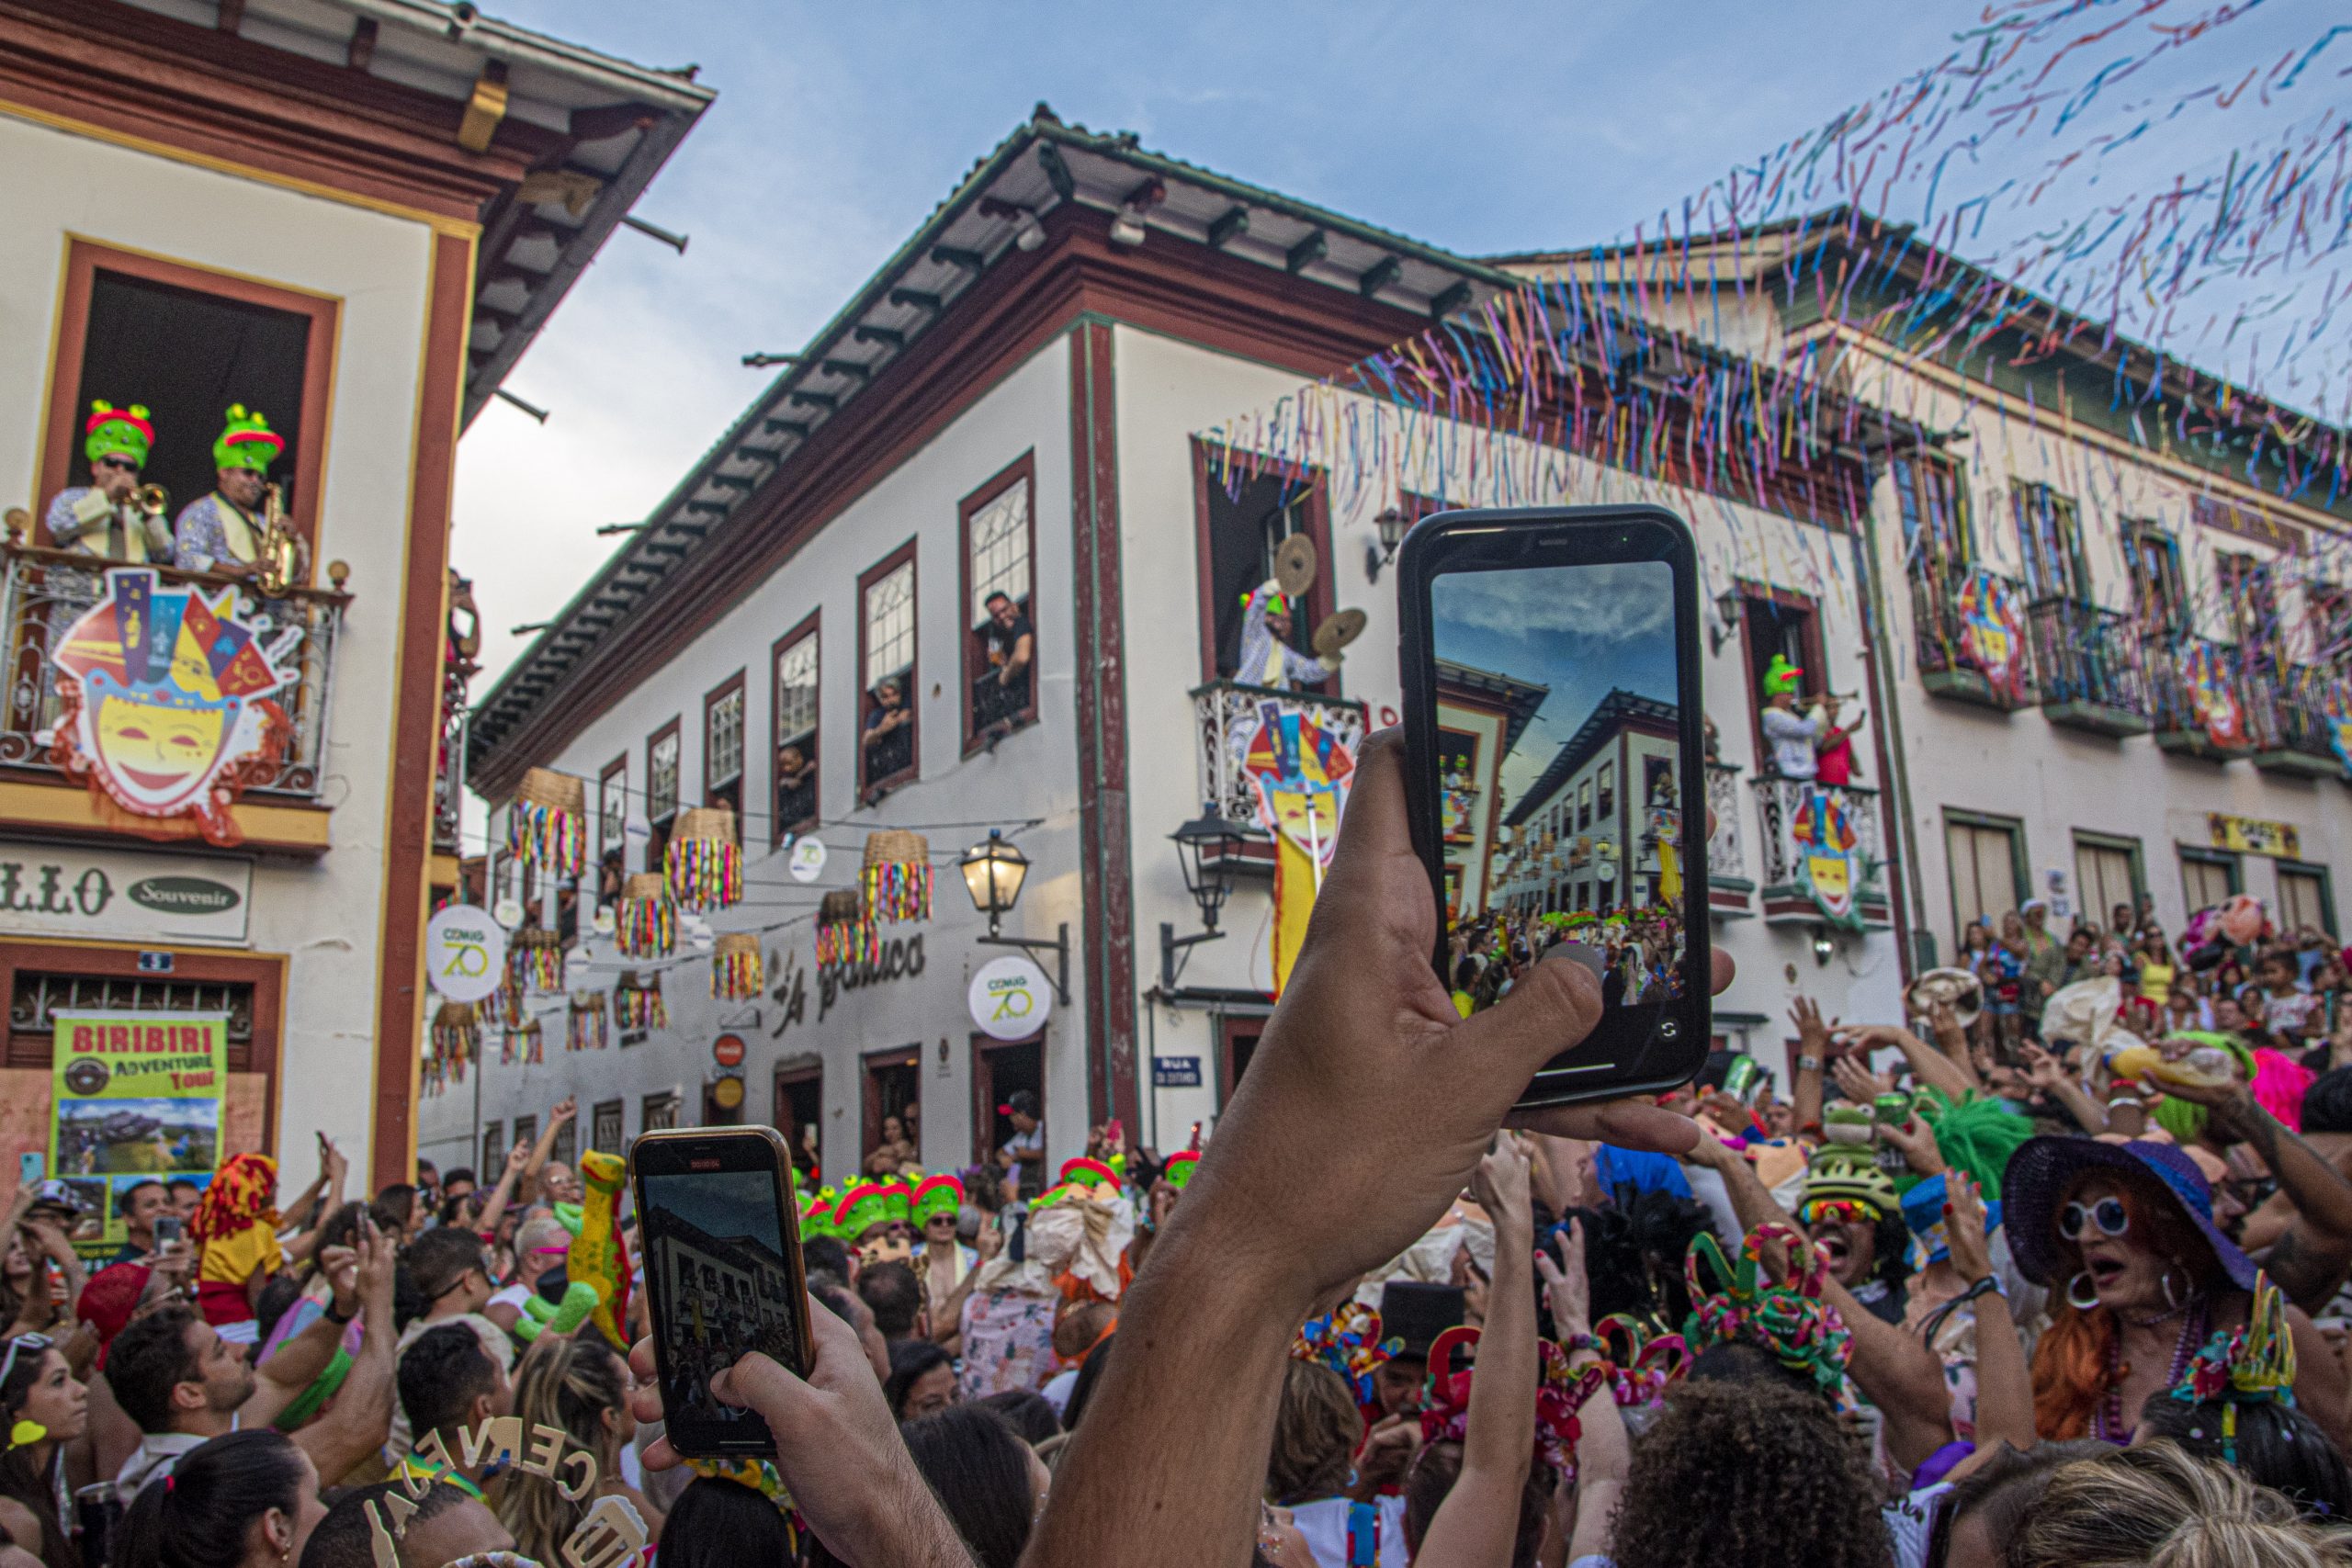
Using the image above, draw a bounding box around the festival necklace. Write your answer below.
[2093,1296,2208,1442]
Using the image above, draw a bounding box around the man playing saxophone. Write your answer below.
[173,403,305,588]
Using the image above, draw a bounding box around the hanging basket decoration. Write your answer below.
[429,1000,480,1087]
[713,931,766,1000]
[618,873,677,959]
[503,1019,544,1066]
[861,829,933,923]
[513,926,566,992]
[613,970,668,1031]
[666,806,743,912]
[566,990,609,1053]
[508,767,588,878]
[814,888,876,970]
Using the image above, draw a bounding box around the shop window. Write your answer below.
[772,616,820,840]
[2179,848,2241,912]
[2012,481,2090,604]
[646,720,680,873]
[962,456,1039,746]
[2073,835,2143,932]
[480,1122,504,1177]
[704,672,745,822]
[597,757,628,901]
[590,1100,623,1156]
[2126,525,2189,638]
[1193,451,1332,689]
[641,1092,680,1134]
[39,241,336,565]
[971,1034,1043,1168]
[1946,814,2025,952]
[859,546,917,798]
[775,1064,822,1183]
[860,1045,920,1169]
[2278,862,2335,938]
[1893,454,1973,573]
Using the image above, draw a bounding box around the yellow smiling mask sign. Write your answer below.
[50,567,295,845]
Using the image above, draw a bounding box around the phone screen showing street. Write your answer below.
[640,1167,801,1451]
[1430,558,1690,1064]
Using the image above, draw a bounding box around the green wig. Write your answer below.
[1928,1094,2036,1200]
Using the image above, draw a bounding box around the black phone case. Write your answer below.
[1396,504,1713,1108]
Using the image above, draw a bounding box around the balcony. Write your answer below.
[434,707,468,860]
[1913,568,2035,711]
[0,542,345,846]
[2025,598,2152,738]
[2145,636,2255,762]
[1705,761,1753,918]
[1750,773,1889,925]
[1192,679,1368,874]
[2245,664,2345,779]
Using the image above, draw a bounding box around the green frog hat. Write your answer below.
[1764,655,1804,697]
[84,401,153,468]
[213,404,285,473]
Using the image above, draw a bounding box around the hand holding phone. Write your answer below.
[152,1214,183,1249]
[630,1127,813,1457]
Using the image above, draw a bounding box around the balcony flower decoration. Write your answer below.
[1240,697,1357,998]
[565,990,608,1053]
[509,768,587,878]
[613,970,667,1031]
[1956,570,2030,705]
[616,874,676,960]
[861,830,933,923]
[48,567,296,846]
[713,931,765,1000]
[665,807,742,911]
[814,889,875,970]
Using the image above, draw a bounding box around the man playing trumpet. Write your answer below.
[43,400,173,565]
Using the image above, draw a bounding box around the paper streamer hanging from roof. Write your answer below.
[1240,696,1358,997]
[48,567,296,845]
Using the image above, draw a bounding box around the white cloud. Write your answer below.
[1434,561,1673,644]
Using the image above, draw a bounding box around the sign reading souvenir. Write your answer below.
[49,1010,226,1259]
[1792,787,1866,931]
[424,906,509,1005]
[968,953,1050,1041]
[0,840,250,945]
[1241,698,1358,997]
[2208,813,2301,860]
[49,568,296,846]
[2180,640,2247,750]
[1956,569,2030,705]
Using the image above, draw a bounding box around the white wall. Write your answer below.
[0,112,438,1190]
[429,337,1084,1189]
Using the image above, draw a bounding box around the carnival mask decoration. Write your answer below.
[50,568,292,844]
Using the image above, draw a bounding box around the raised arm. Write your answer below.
[1943,1175,2031,1459]
[1838,1023,1972,1103]
[291,1218,398,1486]
[1790,997,1829,1136]
[1924,1000,1984,1093]
[2186,1079,2352,1314]
[243,1240,358,1427]
[1414,1141,1537,1568]
[2018,1043,2106,1134]
[520,1097,577,1192]
[473,1142,532,1238]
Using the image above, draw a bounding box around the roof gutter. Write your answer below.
[323,0,713,112]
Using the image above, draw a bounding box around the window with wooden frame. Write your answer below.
[550,1116,576,1170]
[512,1115,537,1158]
[772,614,820,841]
[2125,524,2190,638]
[2216,551,2283,662]
[2011,481,2091,604]
[2073,833,2144,931]
[1736,585,1828,773]
[1597,761,1615,820]
[480,1122,504,1179]
[1945,812,2027,952]
[2278,862,2336,938]
[1190,443,1337,689]
[591,1100,624,1156]
[2179,847,2242,910]
[704,671,746,827]
[1892,454,1973,576]
[37,240,336,572]
[646,719,681,873]
[597,756,628,900]
[859,543,918,798]
[961,454,1039,748]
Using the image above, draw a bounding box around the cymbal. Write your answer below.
[1312,608,1365,658]
[1273,533,1317,597]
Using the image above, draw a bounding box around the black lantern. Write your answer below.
[961,829,1069,1004]
[1170,811,1246,932]
[1367,507,1410,584]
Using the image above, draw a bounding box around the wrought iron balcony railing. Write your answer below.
[1751,774,1884,908]
[2245,662,2345,777]
[0,542,345,801]
[2144,635,2254,760]
[1192,679,1367,829]
[2024,597,2152,736]
[1913,566,2035,711]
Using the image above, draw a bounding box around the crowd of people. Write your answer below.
[11,730,2352,1564]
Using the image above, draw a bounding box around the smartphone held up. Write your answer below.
[629,1126,813,1457]
[1398,506,1711,1109]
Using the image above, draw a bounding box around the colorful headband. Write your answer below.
[1682,1223,1853,1403]
[2170,1270,2297,1465]
[1290,1302,1401,1404]
[1590,1313,1690,1407]
[1419,1325,1606,1480]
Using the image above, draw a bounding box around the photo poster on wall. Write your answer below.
[49,1011,225,1258]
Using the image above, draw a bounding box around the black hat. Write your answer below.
[1001,1090,1040,1118]
[1377,1280,1464,1359]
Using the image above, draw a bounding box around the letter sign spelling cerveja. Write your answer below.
[425,905,509,1004]
[967,953,1050,1042]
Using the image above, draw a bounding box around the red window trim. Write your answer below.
[968,1030,1046,1168]
[770,607,821,845]
[702,667,747,806]
[1731,581,1826,771]
[856,537,920,801]
[1187,439,1339,689]
[958,451,1040,754]
[38,238,338,571]
[645,717,682,874]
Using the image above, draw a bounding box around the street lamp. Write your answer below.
[1365,507,1410,583]
[959,829,1069,1003]
[1163,810,1246,987]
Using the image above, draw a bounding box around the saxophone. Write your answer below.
[256,482,300,595]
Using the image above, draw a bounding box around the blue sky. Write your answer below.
[451,0,2346,779]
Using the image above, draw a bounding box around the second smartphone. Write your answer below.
[630,1125,815,1457]
[1396,505,1712,1109]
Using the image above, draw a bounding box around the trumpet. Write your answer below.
[132,483,168,518]
[256,481,300,596]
